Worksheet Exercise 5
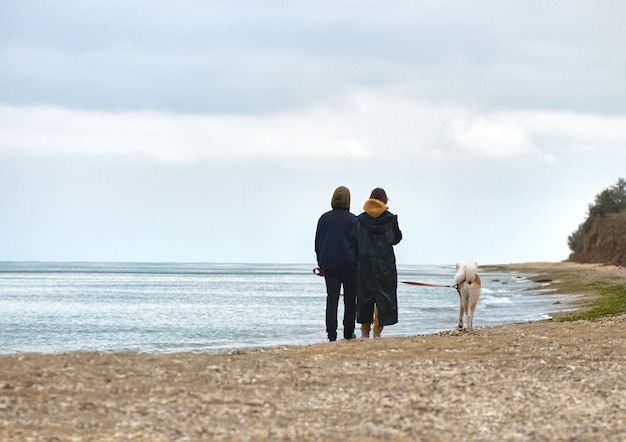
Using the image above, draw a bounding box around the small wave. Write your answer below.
[481,295,513,305]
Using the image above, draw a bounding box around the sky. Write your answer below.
[1,0,625,265]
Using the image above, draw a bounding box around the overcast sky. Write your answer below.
[1,1,625,265]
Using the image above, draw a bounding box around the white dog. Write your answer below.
[454,262,481,330]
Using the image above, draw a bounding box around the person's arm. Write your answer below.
[392,216,402,245]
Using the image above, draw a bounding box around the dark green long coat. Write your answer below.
[351,203,402,326]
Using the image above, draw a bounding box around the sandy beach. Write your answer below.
[1,262,625,441]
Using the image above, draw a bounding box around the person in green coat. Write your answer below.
[351,188,402,338]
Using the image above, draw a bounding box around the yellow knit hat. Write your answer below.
[331,186,351,210]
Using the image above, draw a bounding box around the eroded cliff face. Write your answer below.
[569,211,626,266]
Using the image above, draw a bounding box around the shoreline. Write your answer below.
[0,262,575,356]
[485,261,601,320]
[487,261,626,320]
[1,262,625,441]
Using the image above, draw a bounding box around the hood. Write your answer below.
[363,198,388,218]
[331,186,351,210]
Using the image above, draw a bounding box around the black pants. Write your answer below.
[324,268,357,340]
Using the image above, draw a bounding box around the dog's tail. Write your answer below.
[465,261,478,284]
[455,261,478,284]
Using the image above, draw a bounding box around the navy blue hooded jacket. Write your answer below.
[315,208,358,271]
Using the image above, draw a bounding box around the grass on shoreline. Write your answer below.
[560,282,626,321]
[537,267,626,321]
[489,263,626,321]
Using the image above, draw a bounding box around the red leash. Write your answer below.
[314,267,346,296]
[402,281,456,289]
[316,268,454,290]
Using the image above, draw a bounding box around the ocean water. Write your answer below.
[0,262,572,355]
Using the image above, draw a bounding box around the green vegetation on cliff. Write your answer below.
[568,178,626,266]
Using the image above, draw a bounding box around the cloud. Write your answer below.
[2,1,625,115]
[2,92,625,164]
[447,112,542,159]
[519,111,626,151]
[447,109,626,161]
[0,105,372,162]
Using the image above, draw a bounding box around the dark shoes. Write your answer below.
[329,333,356,341]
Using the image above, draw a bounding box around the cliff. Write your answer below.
[568,211,626,266]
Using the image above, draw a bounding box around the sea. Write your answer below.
[0,262,573,355]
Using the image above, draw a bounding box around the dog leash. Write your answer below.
[316,268,457,290]
[313,267,345,296]
[401,280,457,289]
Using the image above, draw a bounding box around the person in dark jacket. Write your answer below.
[351,187,402,338]
[315,186,358,342]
